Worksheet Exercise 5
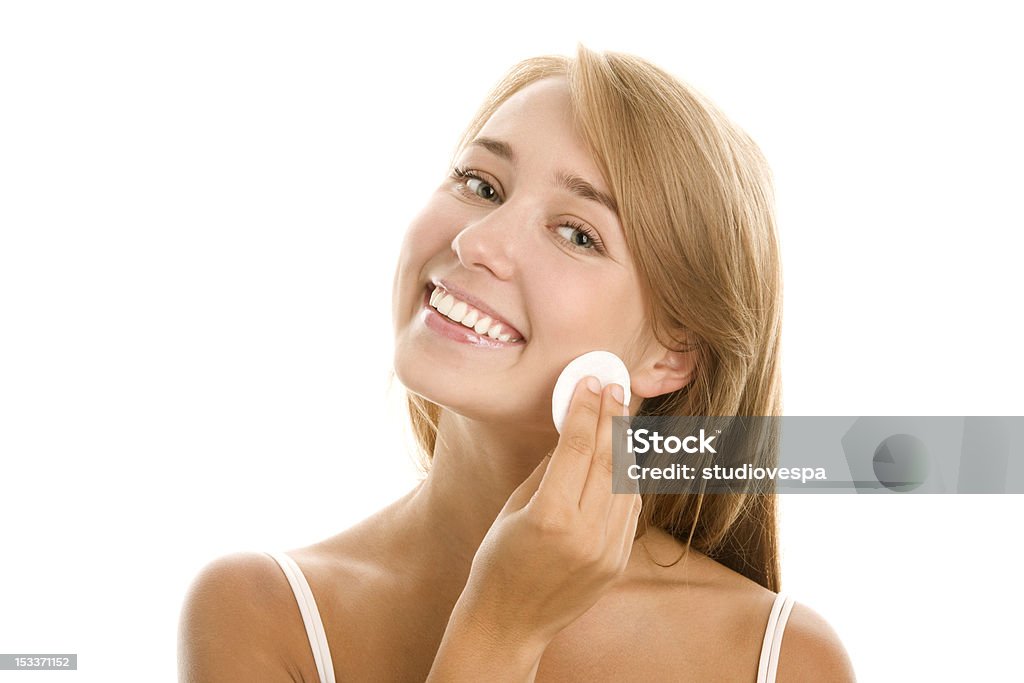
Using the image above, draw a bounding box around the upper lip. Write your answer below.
[430,278,527,341]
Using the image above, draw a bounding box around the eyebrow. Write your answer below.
[469,136,619,216]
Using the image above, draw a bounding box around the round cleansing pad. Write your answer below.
[551,350,631,434]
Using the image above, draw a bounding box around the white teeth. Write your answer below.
[429,287,523,342]
[437,294,455,315]
[448,301,468,322]
[473,316,492,335]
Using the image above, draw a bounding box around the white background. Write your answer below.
[1,1,1021,680]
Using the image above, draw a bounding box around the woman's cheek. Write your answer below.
[405,202,462,253]
[544,282,604,337]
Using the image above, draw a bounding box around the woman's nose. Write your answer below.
[450,208,526,281]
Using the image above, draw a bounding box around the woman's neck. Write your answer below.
[393,409,558,577]
[367,409,707,609]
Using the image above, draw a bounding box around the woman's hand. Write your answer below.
[433,376,641,678]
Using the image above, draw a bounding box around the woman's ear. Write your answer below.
[629,336,697,400]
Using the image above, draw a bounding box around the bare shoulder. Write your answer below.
[776,600,857,682]
[550,530,857,681]
[177,551,316,683]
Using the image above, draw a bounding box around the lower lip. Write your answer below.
[420,287,525,349]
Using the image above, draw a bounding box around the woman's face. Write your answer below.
[392,76,650,431]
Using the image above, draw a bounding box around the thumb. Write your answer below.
[500,453,552,515]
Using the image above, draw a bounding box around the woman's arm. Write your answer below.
[427,378,640,681]
[426,599,547,682]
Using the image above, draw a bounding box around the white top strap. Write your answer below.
[756,591,795,683]
[265,551,336,683]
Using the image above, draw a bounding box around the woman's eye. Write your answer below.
[466,177,499,203]
[555,222,605,254]
[450,167,502,203]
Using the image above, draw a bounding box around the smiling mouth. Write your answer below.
[423,284,526,345]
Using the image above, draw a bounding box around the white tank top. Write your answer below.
[266,551,795,682]
[266,551,336,683]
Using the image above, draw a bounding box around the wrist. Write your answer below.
[428,602,548,682]
[454,600,550,662]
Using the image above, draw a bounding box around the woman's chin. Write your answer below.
[392,356,461,407]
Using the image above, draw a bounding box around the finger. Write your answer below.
[606,456,640,540]
[501,453,552,514]
[607,407,639,553]
[615,493,643,565]
[541,376,602,505]
[579,382,627,514]
[607,488,642,570]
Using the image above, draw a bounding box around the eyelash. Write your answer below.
[450,166,607,255]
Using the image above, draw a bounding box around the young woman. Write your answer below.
[179,45,856,682]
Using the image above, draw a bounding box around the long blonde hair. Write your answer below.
[402,44,784,591]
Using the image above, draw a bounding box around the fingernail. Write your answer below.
[610,383,624,404]
[585,376,601,394]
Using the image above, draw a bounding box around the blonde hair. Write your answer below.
[402,44,784,591]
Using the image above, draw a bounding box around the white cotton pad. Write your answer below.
[551,350,631,434]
